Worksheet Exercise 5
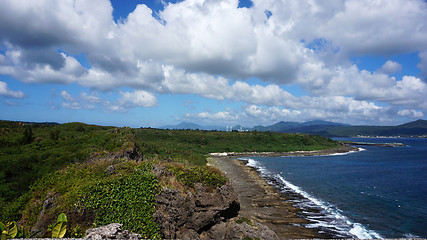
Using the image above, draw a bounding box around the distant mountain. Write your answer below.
[159,119,427,137]
[160,122,226,131]
[397,119,427,128]
[252,120,347,133]
[300,119,427,137]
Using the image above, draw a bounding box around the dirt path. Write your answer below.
[208,157,319,239]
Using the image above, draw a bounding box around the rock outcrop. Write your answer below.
[154,183,240,239]
[202,219,279,240]
[84,223,141,239]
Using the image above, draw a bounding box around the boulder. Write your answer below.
[84,223,141,239]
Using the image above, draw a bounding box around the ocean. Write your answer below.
[239,138,427,239]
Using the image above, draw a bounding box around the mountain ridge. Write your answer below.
[160,119,427,137]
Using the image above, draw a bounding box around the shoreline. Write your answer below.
[209,144,359,158]
[208,156,320,239]
[207,146,359,239]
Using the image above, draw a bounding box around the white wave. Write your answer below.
[327,147,366,156]
[275,174,382,239]
[350,223,383,239]
[239,157,383,239]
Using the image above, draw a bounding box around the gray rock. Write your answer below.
[203,219,279,240]
[84,223,141,239]
[154,182,239,239]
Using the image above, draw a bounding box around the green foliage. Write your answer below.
[1,120,340,238]
[51,213,67,238]
[67,225,84,238]
[135,129,339,166]
[56,213,67,223]
[0,221,17,239]
[22,126,33,145]
[83,163,161,238]
[50,129,60,141]
[165,164,227,189]
[0,123,131,203]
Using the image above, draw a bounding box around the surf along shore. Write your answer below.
[208,145,358,239]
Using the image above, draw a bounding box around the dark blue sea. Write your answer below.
[239,138,427,239]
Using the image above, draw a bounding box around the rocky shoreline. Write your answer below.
[207,145,361,239]
[208,156,319,239]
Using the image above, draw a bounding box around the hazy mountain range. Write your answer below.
[161,119,427,137]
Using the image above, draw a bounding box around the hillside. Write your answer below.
[0,120,339,238]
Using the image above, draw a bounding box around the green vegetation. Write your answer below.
[0,221,17,239]
[136,128,338,165]
[50,213,67,238]
[165,164,227,189]
[0,120,340,237]
[82,162,161,239]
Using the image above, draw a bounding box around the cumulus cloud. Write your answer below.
[59,90,157,112]
[0,0,426,123]
[379,60,402,75]
[118,90,157,108]
[0,81,24,98]
[398,109,424,118]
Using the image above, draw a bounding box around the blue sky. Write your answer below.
[1,0,427,127]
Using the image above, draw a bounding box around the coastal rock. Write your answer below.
[202,219,279,240]
[154,182,240,239]
[84,223,141,239]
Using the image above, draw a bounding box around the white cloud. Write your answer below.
[379,60,402,75]
[60,90,74,101]
[118,90,157,108]
[398,109,424,118]
[0,0,426,124]
[0,81,24,98]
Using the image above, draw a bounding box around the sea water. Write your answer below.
[240,138,427,239]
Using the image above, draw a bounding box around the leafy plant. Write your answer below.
[22,126,33,145]
[67,225,84,238]
[51,213,67,238]
[0,221,17,240]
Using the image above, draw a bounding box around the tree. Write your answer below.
[50,130,60,141]
[22,127,33,144]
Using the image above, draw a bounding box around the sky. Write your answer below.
[1,0,427,128]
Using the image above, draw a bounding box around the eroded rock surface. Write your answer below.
[154,182,240,239]
[84,223,141,239]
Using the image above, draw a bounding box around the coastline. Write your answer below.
[207,146,359,239]
[208,156,320,239]
[209,144,359,158]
